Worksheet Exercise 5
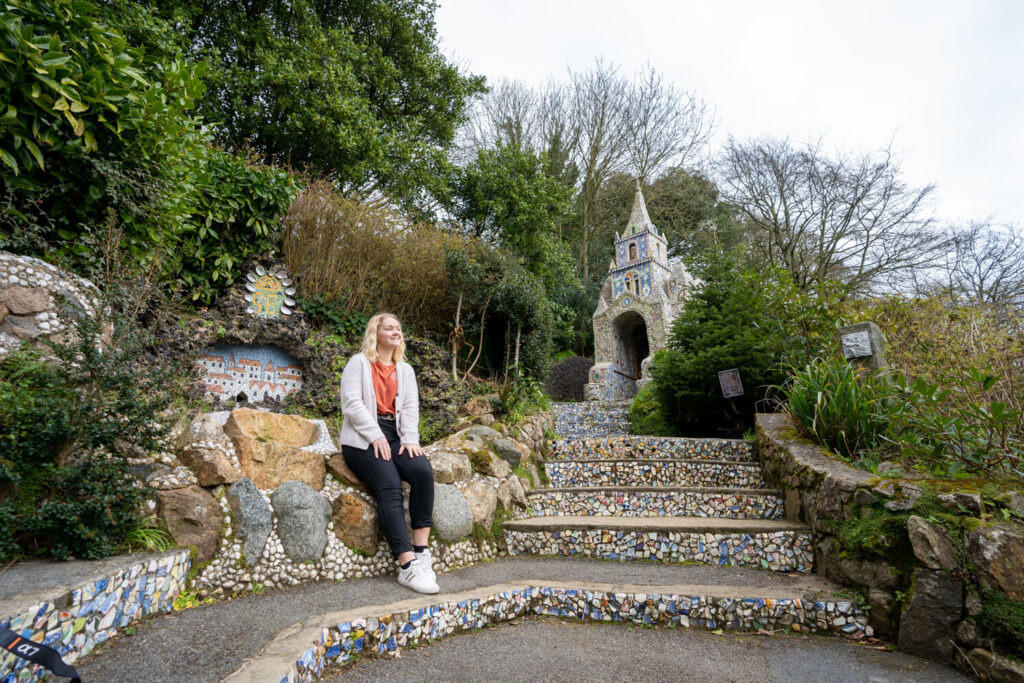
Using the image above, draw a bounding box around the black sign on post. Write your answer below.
[718,369,744,398]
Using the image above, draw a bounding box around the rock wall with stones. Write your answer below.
[757,413,1024,677]
[288,585,868,682]
[0,550,190,682]
[0,251,104,360]
[161,409,544,598]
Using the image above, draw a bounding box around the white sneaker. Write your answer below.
[397,559,439,594]
[414,548,436,581]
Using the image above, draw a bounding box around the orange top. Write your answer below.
[371,360,398,415]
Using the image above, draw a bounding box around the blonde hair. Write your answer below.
[361,312,406,363]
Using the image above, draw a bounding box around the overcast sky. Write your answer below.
[435,0,1024,227]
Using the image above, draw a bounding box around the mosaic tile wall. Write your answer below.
[0,550,190,681]
[543,460,766,489]
[505,528,812,572]
[522,488,785,520]
[289,585,868,682]
[546,435,756,462]
[551,401,631,439]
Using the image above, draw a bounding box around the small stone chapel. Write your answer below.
[584,180,698,401]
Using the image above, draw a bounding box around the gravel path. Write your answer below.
[71,556,953,682]
[331,617,967,683]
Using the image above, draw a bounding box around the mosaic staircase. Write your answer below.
[505,402,815,573]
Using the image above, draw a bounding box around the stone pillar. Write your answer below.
[838,321,888,373]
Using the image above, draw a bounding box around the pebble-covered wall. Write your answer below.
[522,488,785,520]
[543,460,766,488]
[546,435,756,462]
[0,550,190,682]
[288,584,869,682]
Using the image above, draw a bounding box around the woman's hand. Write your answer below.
[400,443,425,457]
[371,437,391,460]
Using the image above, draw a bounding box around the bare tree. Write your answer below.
[718,136,943,293]
[625,64,715,182]
[569,60,630,280]
[461,78,539,154]
[935,222,1024,309]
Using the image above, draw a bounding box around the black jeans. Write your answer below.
[342,416,434,558]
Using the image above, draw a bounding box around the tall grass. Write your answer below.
[781,358,893,462]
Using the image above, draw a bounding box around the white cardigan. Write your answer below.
[339,352,420,448]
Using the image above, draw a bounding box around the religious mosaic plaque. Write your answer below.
[197,344,304,402]
[718,368,744,398]
[244,264,297,317]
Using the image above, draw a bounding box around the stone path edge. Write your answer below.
[226,578,870,683]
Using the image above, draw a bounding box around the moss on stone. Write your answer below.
[980,590,1024,659]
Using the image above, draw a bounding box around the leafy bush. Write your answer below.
[0,302,173,561]
[496,371,550,426]
[782,357,893,462]
[543,355,593,401]
[629,382,678,437]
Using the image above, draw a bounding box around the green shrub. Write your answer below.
[782,357,894,462]
[0,302,173,561]
[543,355,593,402]
[496,371,549,426]
[980,590,1024,659]
[629,382,678,437]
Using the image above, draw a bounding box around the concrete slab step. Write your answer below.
[542,458,767,488]
[546,435,756,462]
[524,486,784,520]
[504,517,813,573]
[228,575,865,682]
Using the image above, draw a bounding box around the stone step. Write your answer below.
[228,573,865,681]
[545,435,756,462]
[524,486,784,520]
[552,401,631,439]
[542,458,767,489]
[503,517,813,573]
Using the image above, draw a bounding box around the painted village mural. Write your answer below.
[197,344,304,402]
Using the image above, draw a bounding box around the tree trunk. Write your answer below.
[513,324,522,370]
[452,290,463,382]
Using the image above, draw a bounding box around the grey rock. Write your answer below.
[465,426,502,441]
[432,484,473,542]
[898,568,963,664]
[427,449,473,485]
[967,648,1024,683]
[270,481,331,563]
[967,523,1024,601]
[867,588,897,640]
[463,478,498,530]
[157,486,221,562]
[491,439,522,468]
[227,478,272,566]
[0,315,40,340]
[852,489,878,506]
[938,492,982,516]
[994,491,1024,518]
[907,515,957,570]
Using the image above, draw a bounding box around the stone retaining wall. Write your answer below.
[757,413,1024,677]
[546,435,755,462]
[290,585,867,682]
[0,550,190,681]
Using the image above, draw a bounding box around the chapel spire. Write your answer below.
[626,178,655,235]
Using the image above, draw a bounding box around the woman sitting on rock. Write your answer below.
[339,312,439,594]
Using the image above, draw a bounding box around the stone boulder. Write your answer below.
[157,485,222,562]
[907,515,956,570]
[426,449,473,485]
[507,474,528,507]
[898,568,963,664]
[432,484,473,542]
[179,446,241,487]
[331,491,380,553]
[176,413,232,452]
[464,425,502,441]
[224,408,317,447]
[226,478,272,566]
[326,454,366,491]
[491,438,523,468]
[463,478,499,530]
[271,481,332,563]
[967,523,1024,601]
[938,491,983,516]
[966,648,1024,683]
[224,409,324,490]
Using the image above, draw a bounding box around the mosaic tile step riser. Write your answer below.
[504,529,813,573]
[546,436,756,462]
[290,585,868,682]
[552,401,631,439]
[544,461,766,489]
[523,490,785,520]
[0,550,191,682]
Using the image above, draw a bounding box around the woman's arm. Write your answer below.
[340,356,386,444]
